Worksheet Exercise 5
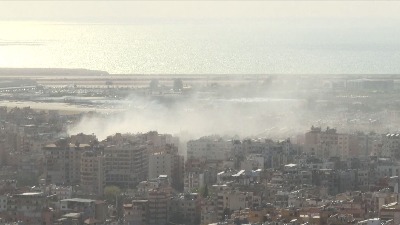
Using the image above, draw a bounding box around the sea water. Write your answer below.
[1,18,400,75]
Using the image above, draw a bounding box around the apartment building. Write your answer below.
[380,202,400,225]
[123,200,148,225]
[0,134,10,166]
[0,195,7,212]
[4,192,52,225]
[305,126,339,159]
[43,139,91,185]
[170,193,201,225]
[49,185,73,200]
[187,136,232,161]
[241,154,264,170]
[201,198,219,225]
[70,133,97,145]
[237,138,294,169]
[148,189,169,225]
[148,145,184,190]
[382,134,400,159]
[144,131,179,150]
[376,159,400,177]
[103,142,148,188]
[136,175,174,198]
[80,151,104,195]
[216,188,254,220]
[184,171,204,193]
[59,198,107,223]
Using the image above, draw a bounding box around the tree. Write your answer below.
[199,184,209,198]
[16,173,38,186]
[104,185,121,203]
[222,208,231,220]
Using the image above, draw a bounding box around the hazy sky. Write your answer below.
[1,1,400,22]
[1,1,400,74]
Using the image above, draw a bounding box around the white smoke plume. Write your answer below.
[67,91,308,142]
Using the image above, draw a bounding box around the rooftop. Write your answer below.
[62,212,82,219]
[61,198,95,203]
[15,192,44,197]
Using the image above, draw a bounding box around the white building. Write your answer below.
[50,185,73,200]
[358,218,385,225]
[187,136,232,161]
[148,149,184,190]
[216,189,254,219]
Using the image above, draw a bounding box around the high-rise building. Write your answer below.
[187,136,232,161]
[80,151,104,195]
[44,139,91,185]
[148,144,184,191]
[103,142,148,188]
[304,126,363,160]
[5,192,53,225]
[382,134,400,159]
[148,189,169,225]
[123,200,149,225]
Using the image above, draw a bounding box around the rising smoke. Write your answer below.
[67,76,393,146]
[67,86,309,142]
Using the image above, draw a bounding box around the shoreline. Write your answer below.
[1,68,400,78]
[0,100,123,115]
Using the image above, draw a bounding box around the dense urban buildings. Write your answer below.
[2,71,400,224]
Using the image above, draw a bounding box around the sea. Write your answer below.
[1,18,400,75]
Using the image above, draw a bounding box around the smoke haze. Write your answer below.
[67,91,307,142]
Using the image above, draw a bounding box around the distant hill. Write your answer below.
[0,68,109,76]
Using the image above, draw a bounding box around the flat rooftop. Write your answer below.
[61,198,95,203]
[15,192,44,197]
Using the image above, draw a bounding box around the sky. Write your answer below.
[1,1,400,75]
[1,1,400,22]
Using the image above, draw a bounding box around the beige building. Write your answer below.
[136,175,173,198]
[149,152,173,180]
[80,151,104,195]
[123,200,148,225]
[148,189,169,225]
[123,188,170,225]
[59,198,107,223]
[241,154,264,170]
[184,171,204,192]
[44,139,90,185]
[380,202,400,225]
[0,135,9,166]
[5,192,53,225]
[382,134,400,159]
[145,131,179,149]
[216,187,254,219]
[305,126,363,160]
[148,144,184,190]
[103,142,148,188]
[201,198,219,225]
[184,158,213,192]
[169,193,201,225]
[49,185,73,200]
[70,133,97,145]
[187,136,232,161]
[305,127,339,159]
